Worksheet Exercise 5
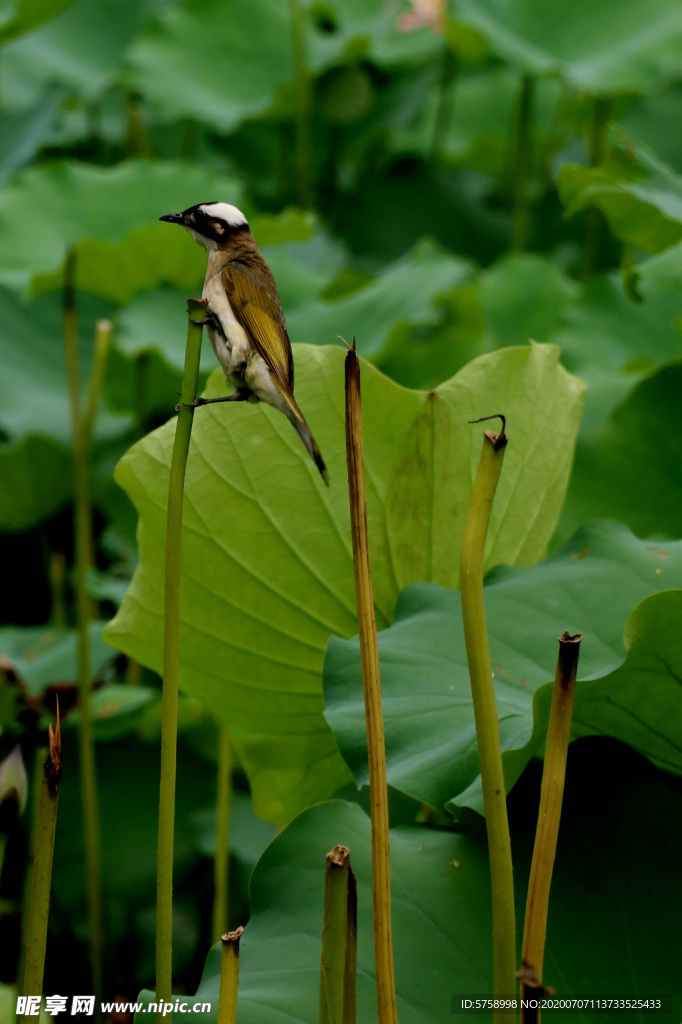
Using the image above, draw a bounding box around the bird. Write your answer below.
[159,201,329,484]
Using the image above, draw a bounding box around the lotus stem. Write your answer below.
[344,341,397,1024]
[511,75,535,252]
[156,298,206,1018]
[218,927,244,1024]
[212,725,233,942]
[73,315,113,998]
[319,844,357,1024]
[21,710,62,1021]
[459,416,516,1017]
[519,632,582,1022]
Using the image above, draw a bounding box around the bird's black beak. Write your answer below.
[159,212,185,224]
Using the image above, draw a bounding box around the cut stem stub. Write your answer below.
[520,631,582,1023]
[319,845,358,1024]
[218,926,244,1024]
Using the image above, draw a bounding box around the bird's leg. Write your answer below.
[189,313,219,329]
[175,389,250,412]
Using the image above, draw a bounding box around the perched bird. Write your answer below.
[159,202,329,484]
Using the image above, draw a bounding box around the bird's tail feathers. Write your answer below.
[283,393,329,485]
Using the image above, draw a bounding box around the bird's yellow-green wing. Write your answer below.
[222,260,294,392]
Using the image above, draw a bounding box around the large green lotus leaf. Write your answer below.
[104,342,585,822]
[0,159,240,297]
[325,521,682,813]
[35,209,312,306]
[329,161,510,265]
[0,435,71,531]
[127,0,294,131]
[547,591,682,776]
[127,0,439,132]
[0,0,162,106]
[478,256,682,432]
[0,286,126,446]
[103,343,211,431]
[286,243,471,359]
[560,360,682,542]
[635,240,682,296]
[0,285,131,529]
[451,0,682,94]
[552,273,682,432]
[50,734,251,975]
[391,67,561,176]
[33,224,206,306]
[559,136,682,255]
[621,84,682,176]
[0,0,75,41]
[134,754,682,1022]
[303,0,442,70]
[0,621,111,700]
[0,85,63,186]
[114,289,208,372]
[480,254,579,350]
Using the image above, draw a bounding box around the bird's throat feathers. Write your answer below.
[186,221,254,256]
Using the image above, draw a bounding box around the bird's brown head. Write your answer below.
[159,202,250,252]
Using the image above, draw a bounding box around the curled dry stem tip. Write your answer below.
[468,414,507,449]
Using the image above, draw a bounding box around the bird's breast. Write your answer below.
[203,271,252,379]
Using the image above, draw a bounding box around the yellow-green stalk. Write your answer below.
[212,725,233,942]
[319,845,357,1024]
[18,748,44,991]
[344,341,398,1024]
[459,416,516,1014]
[218,926,244,1024]
[156,299,206,1018]
[71,314,113,998]
[520,632,582,1023]
[21,710,62,1022]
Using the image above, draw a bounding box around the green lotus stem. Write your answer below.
[18,749,44,991]
[430,46,458,165]
[156,298,206,1018]
[69,284,113,1000]
[582,97,611,278]
[21,712,61,1020]
[134,352,150,439]
[63,248,81,435]
[212,725,233,942]
[459,416,515,1016]
[511,75,535,252]
[218,926,244,1024]
[75,319,112,1000]
[319,845,357,1024]
[48,551,67,627]
[520,632,582,1022]
[289,0,313,208]
[344,342,398,1024]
